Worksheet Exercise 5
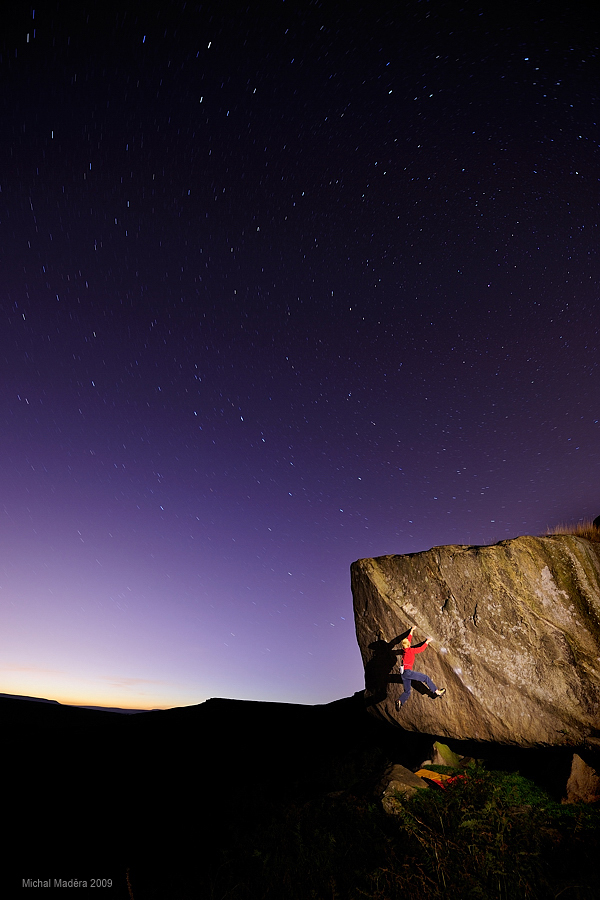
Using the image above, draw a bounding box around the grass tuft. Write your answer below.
[544,519,600,543]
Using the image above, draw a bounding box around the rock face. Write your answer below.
[352,535,600,750]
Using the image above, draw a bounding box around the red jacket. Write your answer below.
[401,634,427,669]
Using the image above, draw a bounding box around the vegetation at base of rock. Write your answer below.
[387,766,599,899]
[545,519,600,543]
[188,764,599,900]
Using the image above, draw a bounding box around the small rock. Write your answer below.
[378,762,429,814]
[564,753,600,804]
[431,741,461,767]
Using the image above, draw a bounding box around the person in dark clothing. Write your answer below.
[394,626,446,710]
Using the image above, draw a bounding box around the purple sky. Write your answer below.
[1,2,598,709]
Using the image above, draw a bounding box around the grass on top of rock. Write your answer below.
[201,762,599,900]
[544,519,600,543]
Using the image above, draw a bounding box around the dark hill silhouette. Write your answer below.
[5,691,392,897]
[4,691,586,898]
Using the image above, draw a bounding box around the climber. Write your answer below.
[394,626,446,710]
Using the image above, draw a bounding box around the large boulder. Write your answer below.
[352,535,600,749]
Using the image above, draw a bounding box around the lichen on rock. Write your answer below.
[352,534,600,749]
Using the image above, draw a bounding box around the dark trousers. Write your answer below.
[397,669,438,706]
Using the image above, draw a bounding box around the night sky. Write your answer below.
[2,1,599,709]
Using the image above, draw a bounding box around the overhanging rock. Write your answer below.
[352,535,600,749]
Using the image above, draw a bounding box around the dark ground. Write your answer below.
[4,693,596,898]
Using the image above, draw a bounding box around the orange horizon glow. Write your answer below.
[1,687,194,710]
[1,667,207,711]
